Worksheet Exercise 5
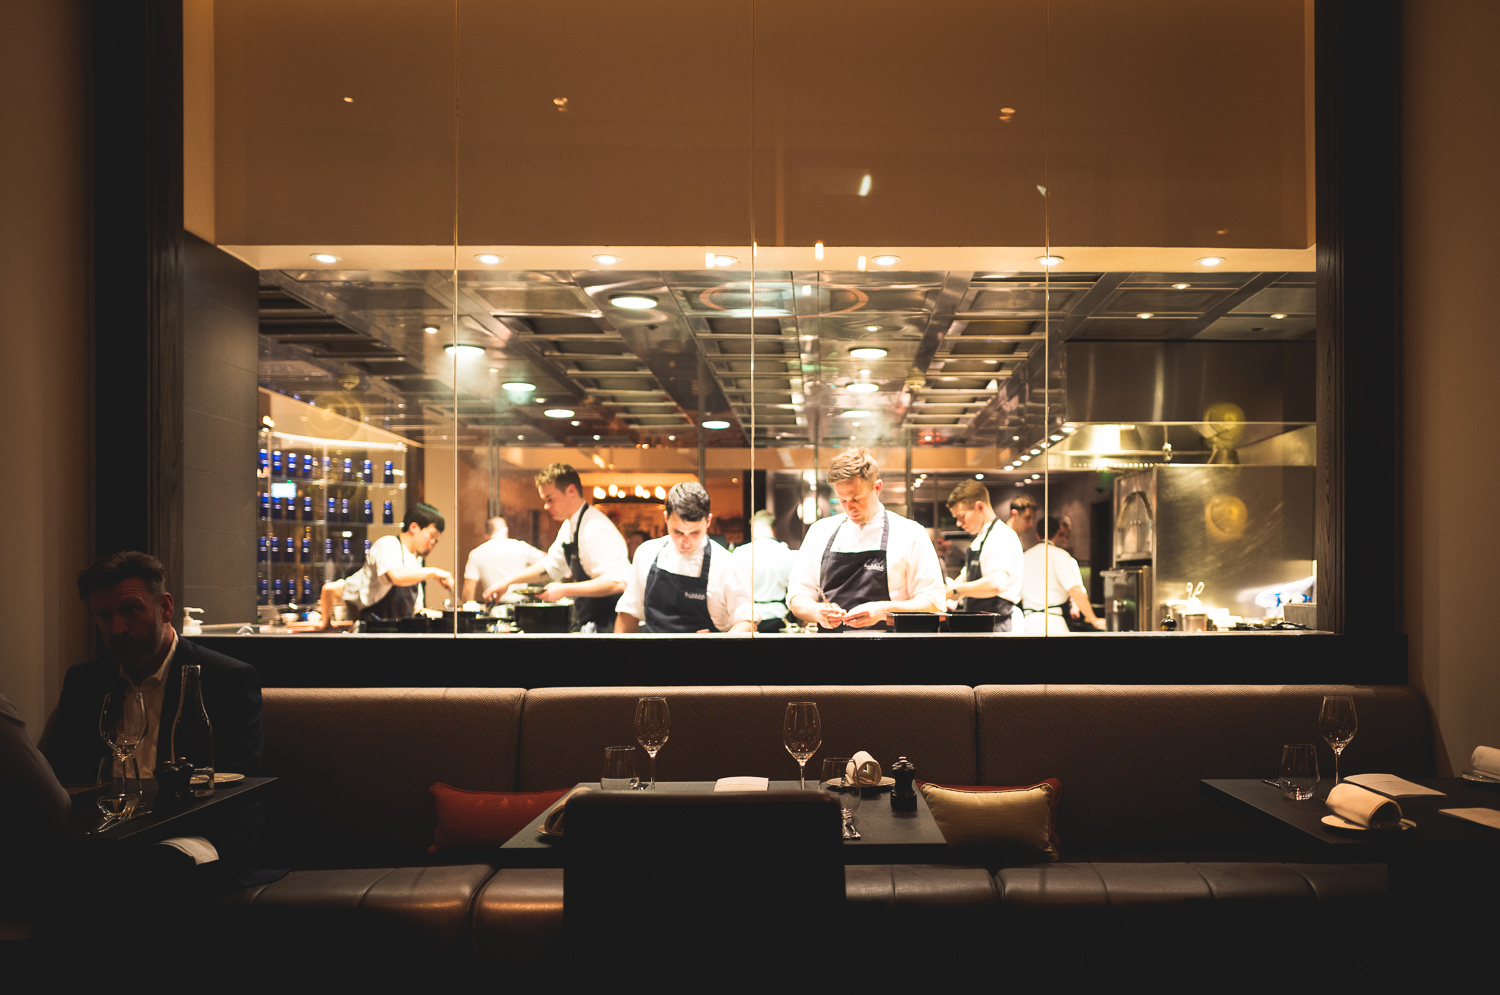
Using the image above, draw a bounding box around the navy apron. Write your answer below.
[960,520,1015,632]
[360,574,419,622]
[563,503,619,632]
[643,540,717,633]
[818,511,892,631]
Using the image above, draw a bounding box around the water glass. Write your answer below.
[820,757,861,837]
[1279,743,1319,800]
[601,745,639,790]
[95,755,141,825]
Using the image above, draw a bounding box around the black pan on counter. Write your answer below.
[891,612,943,633]
[513,602,574,633]
[945,611,1001,633]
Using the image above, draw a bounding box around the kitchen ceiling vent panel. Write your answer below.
[1072,318,1191,339]
[1194,317,1314,340]
[1102,288,1228,313]
[963,288,1072,314]
[1228,286,1316,315]
[474,285,600,314]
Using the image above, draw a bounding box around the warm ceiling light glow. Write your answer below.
[607,484,619,497]
[1050,434,1063,441]
[1036,255,1064,267]
[310,252,340,264]
[594,487,607,499]
[422,325,439,334]
[714,255,738,267]
[1197,256,1225,267]
[593,253,621,265]
[1173,283,1191,290]
[857,256,867,271]
[1030,448,1041,455]
[872,254,900,267]
[1063,425,1078,433]
[342,97,353,103]
[702,419,731,430]
[654,486,666,499]
[444,343,486,357]
[1031,473,1041,479]
[842,409,872,418]
[849,347,887,360]
[705,251,716,268]
[801,285,813,297]
[976,474,985,480]
[1020,454,1031,461]
[858,174,872,196]
[544,408,575,418]
[814,241,824,260]
[475,253,503,265]
[1137,312,1154,319]
[609,294,658,309]
[1271,313,1287,319]
[501,381,536,392]
[848,381,878,394]
[571,420,580,426]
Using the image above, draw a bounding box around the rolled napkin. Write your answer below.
[541,785,593,836]
[1326,782,1403,829]
[847,751,882,787]
[1471,745,1500,778]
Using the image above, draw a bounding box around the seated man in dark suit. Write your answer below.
[47,550,263,787]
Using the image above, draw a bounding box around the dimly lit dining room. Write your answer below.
[3,0,1498,987]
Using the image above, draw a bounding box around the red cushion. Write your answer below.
[917,779,1063,854]
[428,783,569,852]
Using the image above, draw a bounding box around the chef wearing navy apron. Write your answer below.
[1020,516,1106,633]
[942,479,1024,632]
[340,503,455,622]
[615,482,753,633]
[786,448,946,630]
[483,463,631,632]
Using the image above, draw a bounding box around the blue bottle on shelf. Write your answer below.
[260,494,270,519]
[363,539,372,554]
[341,498,350,522]
[259,449,268,472]
[258,578,268,602]
[363,499,373,522]
[301,536,311,558]
[342,538,352,559]
[270,497,281,521]
[303,495,313,519]
[286,537,297,561]
[383,460,394,484]
[301,577,314,601]
[382,500,393,524]
[286,452,298,478]
[327,497,337,522]
[303,454,314,477]
[324,537,333,558]
[343,458,353,481]
[272,451,283,476]
[273,579,284,602]
[257,536,268,562]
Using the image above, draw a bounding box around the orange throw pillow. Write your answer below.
[429,783,569,852]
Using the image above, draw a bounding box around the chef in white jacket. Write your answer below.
[1021,515,1105,633]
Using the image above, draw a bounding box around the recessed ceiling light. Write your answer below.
[593,253,621,265]
[849,347,887,360]
[857,256,867,271]
[1030,449,1041,455]
[1173,283,1192,290]
[714,255,738,267]
[841,410,872,418]
[475,253,503,265]
[814,241,824,260]
[593,434,601,441]
[1036,255,1064,267]
[444,343,485,357]
[423,325,439,334]
[310,252,340,264]
[872,254,900,267]
[501,381,536,392]
[571,420,580,426]
[609,294,658,309]
[702,419,731,430]
[1013,435,1021,441]
[976,473,985,480]
[1137,312,1154,319]
[543,408,575,418]
[1063,425,1077,433]
[1031,473,1041,479]
[1197,256,1225,267]
[1271,313,1287,319]
[1020,454,1031,461]
[858,174,872,196]
[848,382,879,394]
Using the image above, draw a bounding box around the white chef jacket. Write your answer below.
[787,506,945,611]
[347,533,424,611]
[617,536,753,631]
[731,537,795,619]
[464,537,545,600]
[1021,542,1085,634]
[541,503,631,589]
[959,519,1024,606]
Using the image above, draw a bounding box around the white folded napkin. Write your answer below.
[541,786,593,836]
[158,836,219,865]
[1471,746,1500,778]
[714,776,769,792]
[847,751,882,787]
[1326,783,1403,829]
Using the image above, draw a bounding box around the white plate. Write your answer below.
[1320,814,1415,832]
[213,772,245,785]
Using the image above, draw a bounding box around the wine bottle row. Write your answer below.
[259,495,395,524]
[260,450,396,484]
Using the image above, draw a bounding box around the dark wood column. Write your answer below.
[1315,0,1403,644]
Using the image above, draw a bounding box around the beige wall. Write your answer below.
[0,1,92,738]
[1403,0,1500,774]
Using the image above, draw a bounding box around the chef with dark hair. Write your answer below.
[615,482,752,633]
[943,479,1024,632]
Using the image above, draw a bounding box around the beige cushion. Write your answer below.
[919,782,1058,860]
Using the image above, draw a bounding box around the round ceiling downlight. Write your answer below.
[702,419,731,430]
[849,347,887,360]
[847,382,879,394]
[609,294,659,309]
[872,254,901,267]
[501,381,536,392]
[543,408,575,419]
[310,252,340,264]
[475,253,503,265]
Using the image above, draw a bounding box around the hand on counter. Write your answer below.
[842,602,890,628]
[816,602,846,629]
[539,582,570,603]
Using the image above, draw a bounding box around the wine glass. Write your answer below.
[99,691,146,762]
[94,754,140,832]
[783,702,822,789]
[1318,695,1358,784]
[634,697,670,790]
[820,758,862,838]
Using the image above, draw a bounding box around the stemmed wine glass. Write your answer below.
[1318,695,1358,785]
[97,691,146,828]
[634,697,670,790]
[821,758,862,839]
[783,702,822,789]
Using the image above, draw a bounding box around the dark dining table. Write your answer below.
[499,780,950,867]
[67,775,277,843]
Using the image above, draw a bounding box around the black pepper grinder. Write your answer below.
[890,757,917,812]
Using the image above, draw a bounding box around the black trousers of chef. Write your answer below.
[958,520,1015,632]
[817,512,892,632]
[642,542,717,632]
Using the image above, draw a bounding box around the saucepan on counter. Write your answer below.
[945,611,1002,633]
[512,601,574,633]
[891,612,944,633]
